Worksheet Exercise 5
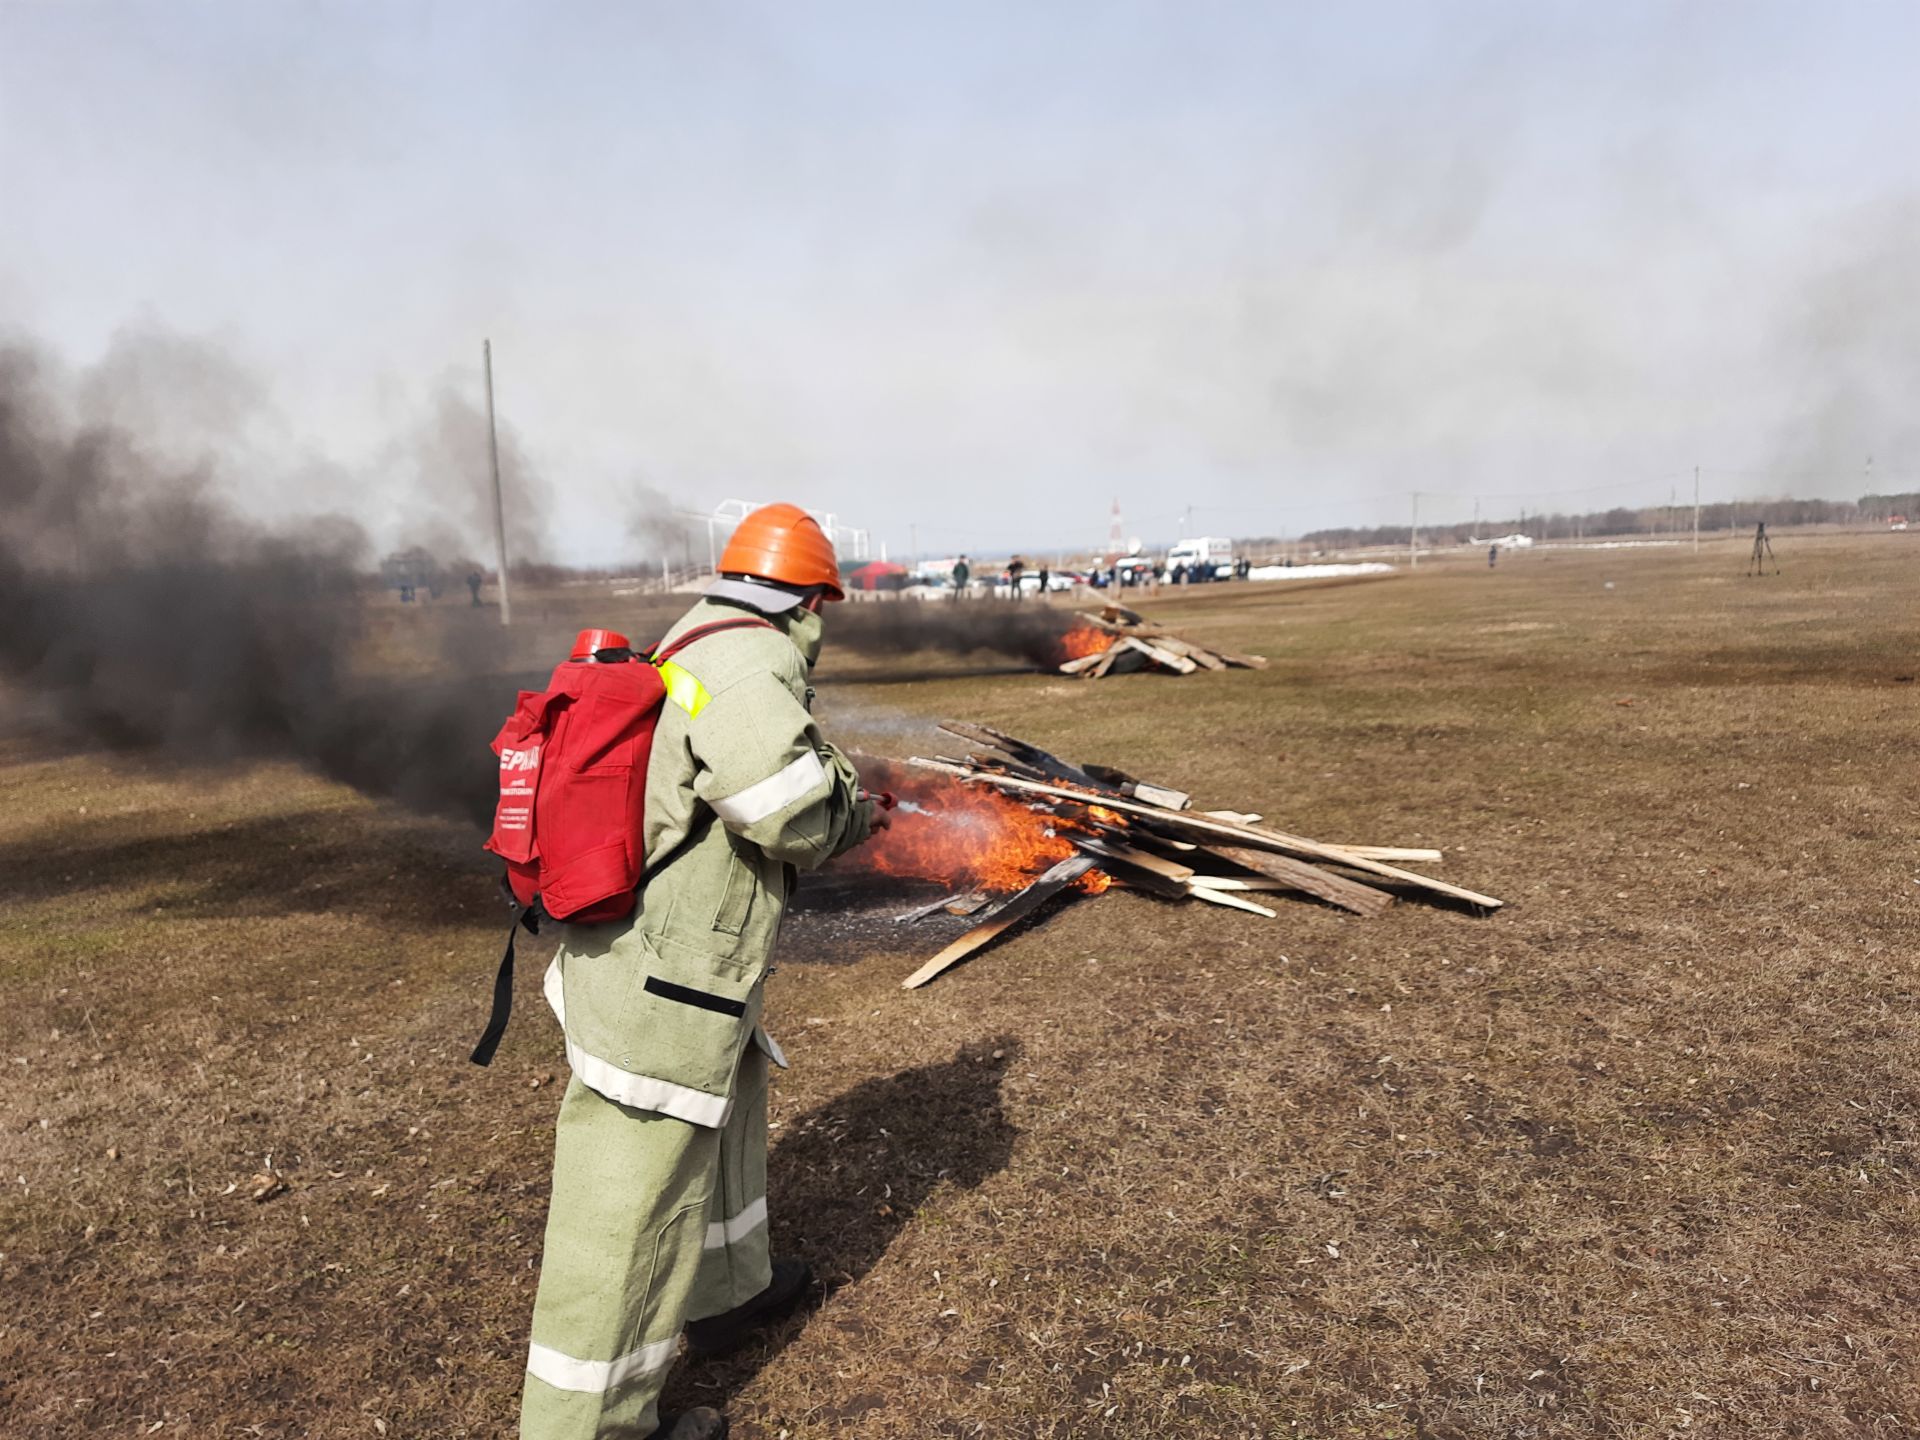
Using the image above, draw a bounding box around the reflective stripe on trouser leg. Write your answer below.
[521,1077,721,1440]
[688,1042,772,1320]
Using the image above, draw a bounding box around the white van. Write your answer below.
[1167,537,1234,580]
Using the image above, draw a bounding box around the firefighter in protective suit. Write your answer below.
[521,504,882,1440]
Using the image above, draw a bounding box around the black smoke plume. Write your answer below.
[0,341,509,828]
[0,337,1086,836]
[828,600,1079,668]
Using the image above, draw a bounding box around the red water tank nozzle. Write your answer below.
[857,788,898,810]
[569,627,634,662]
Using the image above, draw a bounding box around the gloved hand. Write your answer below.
[857,788,895,833]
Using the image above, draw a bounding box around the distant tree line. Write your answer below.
[1287,493,1920,551]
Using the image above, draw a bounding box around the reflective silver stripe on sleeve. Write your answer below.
[710,750,828,827]
[565,1039,733,1128]
[703,1195,768,1250]
[526,1335,678,1394]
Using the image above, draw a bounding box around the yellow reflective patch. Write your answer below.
[657,659,711,719]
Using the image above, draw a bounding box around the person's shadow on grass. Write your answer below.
[660,1038,1020,1420]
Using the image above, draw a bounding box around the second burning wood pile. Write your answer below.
[1055,604,1269,677]
[892,722,1503,989]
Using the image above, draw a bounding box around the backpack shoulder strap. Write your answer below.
[649,616,778,664]
[470,896,543,1067]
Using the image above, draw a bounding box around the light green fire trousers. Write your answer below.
[520,1038,772,1439]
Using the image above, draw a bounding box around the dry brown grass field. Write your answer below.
[3,531,1918,1438]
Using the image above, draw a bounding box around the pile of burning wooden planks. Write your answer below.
[897,722,1502,988]
[1058,604,1268,677]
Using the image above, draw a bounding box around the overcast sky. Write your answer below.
[4,2,1918,561]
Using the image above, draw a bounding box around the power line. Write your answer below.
[1183,474,1683,517]
[1434,475,1688,503]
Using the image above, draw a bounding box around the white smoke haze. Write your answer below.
[1770,196,1920,480]
[624,477,697,566]
[3,4,1918,553]
[387,382,554,569]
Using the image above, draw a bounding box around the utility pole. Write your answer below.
[482,339,511,627]
[1409,491,1419,569]
[67,470,87,575]
[1692,464,1701,552]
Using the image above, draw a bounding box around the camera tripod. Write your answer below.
[1746,522,1778,576]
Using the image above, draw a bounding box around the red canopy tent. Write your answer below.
[846,560,911,592]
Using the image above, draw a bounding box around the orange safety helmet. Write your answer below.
[717,503,844,601]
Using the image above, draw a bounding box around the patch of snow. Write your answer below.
[1246,562,1398,582]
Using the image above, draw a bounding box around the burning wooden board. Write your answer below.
[879,723,1500,988]
[893,890,990,923]
[915,760,1502,912]
[839,725,1498,988]
[937,721,1192,809]
[1056,604,1268,678]
[900,855,1098,989]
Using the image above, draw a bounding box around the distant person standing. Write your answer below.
[1488,544,1498,570]
[468,570,484,605]
[1007,555,1026,599]
[950,554,970,600]
[1037,565,1050,597]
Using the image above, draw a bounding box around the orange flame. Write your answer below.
[848,778,1118,894]
[1055,624,1114,663]
[861,784,1073,891]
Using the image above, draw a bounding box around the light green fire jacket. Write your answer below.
[542,597,873,1127]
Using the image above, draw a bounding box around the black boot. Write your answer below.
[683,1259,814,1357]
[654,1408,728,1440]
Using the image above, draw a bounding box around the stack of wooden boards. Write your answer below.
[1059,603,1268,677]
[898,722,1502,988]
